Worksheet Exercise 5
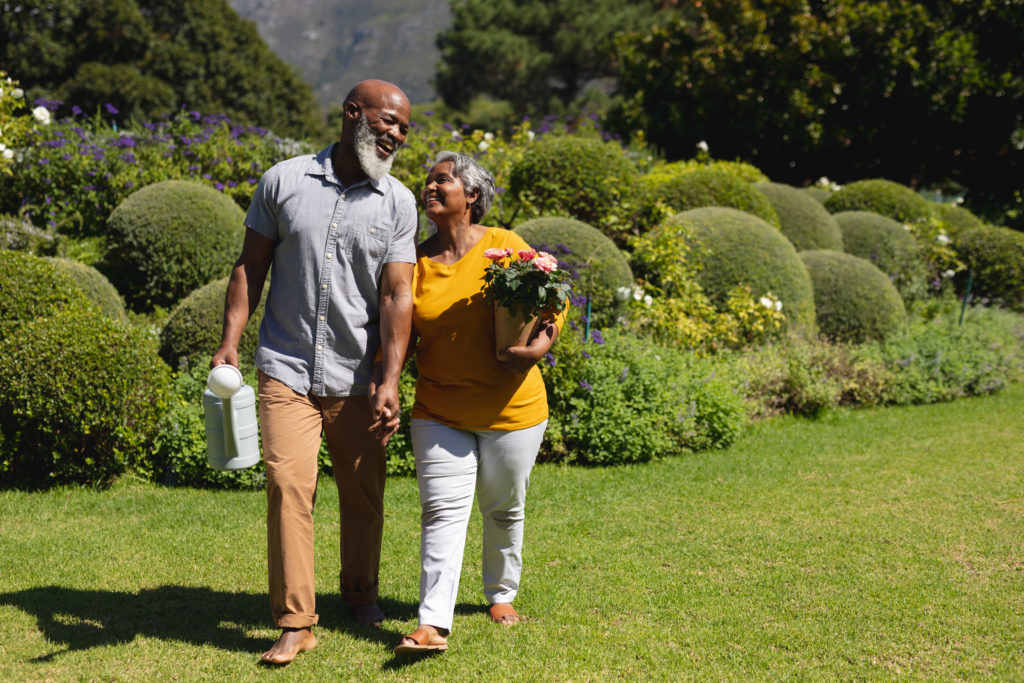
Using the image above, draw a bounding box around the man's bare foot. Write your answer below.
[352,602,386,627]
[261,627,317,665]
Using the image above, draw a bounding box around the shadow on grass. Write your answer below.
[0,585,431,663]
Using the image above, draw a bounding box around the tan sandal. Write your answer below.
[488,603,521,625]
[393,626,449,654]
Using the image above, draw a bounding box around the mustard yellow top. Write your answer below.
[411,227,557,431]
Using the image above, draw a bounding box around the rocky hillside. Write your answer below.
[229,0,450,106]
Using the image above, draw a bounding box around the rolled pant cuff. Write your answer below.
[274,612,319,629]
[342,584,379,607]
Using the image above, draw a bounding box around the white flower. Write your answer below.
[32,106,51,125]
[942,269,956,279]
[11,88,23,99]
[484,132,494,141]
[643,295,653,306]
[816,176,830,187]
[955,196,964,205]
[759,296,773,308]
[2,148,13,160]
[615,285,633,302]
[775,300,783,312]
[478,141,490,151]
[632,287,645,301]
[526,130,535,141]
[936,233,951,245]
[0,143,5,152]
[696,140,709,153]
[903,223,912,231]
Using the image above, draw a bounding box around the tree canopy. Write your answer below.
[611,0,1024,219]
[434,0,671,117]
[2,0,324,139]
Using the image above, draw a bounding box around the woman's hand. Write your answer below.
[497,319,559,374]
[368,361,401,445]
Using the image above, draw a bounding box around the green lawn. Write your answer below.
[1,384,1022,681]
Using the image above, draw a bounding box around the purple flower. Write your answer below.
[124,180,134,188]
[104,103,119,115]
[247,177,258,184]
[120,152,137,164]
[71,105,83,116]
[591,329,605,345]
[215,182,225,190]
[190,111,201,121]
[582,351,591,359]
[579,379,593,392]
[545,352,556,367]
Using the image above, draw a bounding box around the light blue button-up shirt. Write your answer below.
[245,144,418,397]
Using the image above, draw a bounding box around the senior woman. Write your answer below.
[388,151,563,653]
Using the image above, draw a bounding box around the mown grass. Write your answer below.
[1,384,1022,680]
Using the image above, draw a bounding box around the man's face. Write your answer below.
[352,95,410,180]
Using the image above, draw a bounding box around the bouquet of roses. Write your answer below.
[481,247,573,320]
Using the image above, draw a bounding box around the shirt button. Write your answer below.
[326,253,332,259]
[332,222,338,228]
[321,284,327,290]
[369,227,375,234]
[319,315,325,321]
[341,193,346,200]
[316,344,323,350]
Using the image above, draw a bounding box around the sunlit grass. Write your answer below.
[2,385,1022,680]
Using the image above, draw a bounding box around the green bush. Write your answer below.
[824,179,932,224]
[103,180,245,311]
[513,217,633,327]
[800,186,832,205]
[800,250,907,343]
[0,214,63,254]
[542,324,746,464]
[833,210,929,303]
[0,249,94,340]
[160,275,268,371]
[862,306,1024,404]
[650,169,781,228]
[0,307,173,488]
[508,135,639,236]
[665,207,816,330]
[643,159,770,186]
[48,257,125,319]
[931,202,985,240]
[754,182,843,251]
[955,226,1024,311]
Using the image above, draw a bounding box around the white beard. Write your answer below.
[353,114,399,180]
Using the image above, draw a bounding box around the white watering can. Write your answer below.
[203,364,261,470]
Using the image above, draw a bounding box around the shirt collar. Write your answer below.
[307,143,386,195]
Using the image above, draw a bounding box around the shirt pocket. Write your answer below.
[341,220,391,265]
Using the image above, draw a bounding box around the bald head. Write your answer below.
[344,79,411,114]
[336,79,411,182]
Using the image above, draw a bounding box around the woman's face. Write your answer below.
[422,161,474,223]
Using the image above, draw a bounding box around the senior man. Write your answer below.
[211,79,415,665]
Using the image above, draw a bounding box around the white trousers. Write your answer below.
[410,417,547,631]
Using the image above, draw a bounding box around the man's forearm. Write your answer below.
[378,290,412,386]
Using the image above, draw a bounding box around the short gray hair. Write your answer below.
[434,151,495,223]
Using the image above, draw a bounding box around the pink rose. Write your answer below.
[517,248,537,261]
[533,252,559,273]
[484,248,509,261]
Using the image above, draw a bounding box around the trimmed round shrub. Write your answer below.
[754,182,843,251]
[48,257,125,319]
[932,202,985,240]
[955,226,1024,310]
[800,186,832,205]
[103,180,246,311]
[833,210,929,303]
[508,135,638,235]
[513,217,633,326]
[0,307,174,488]
[663,207,815,329]
[0,249,94,340]
[824,179,932,224]
[800,250,907,343]
[160,275,269,371]
[644,159,769,185]
[653,169,780,227]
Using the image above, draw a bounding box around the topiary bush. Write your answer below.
[649,169,781,228]
[0,307,173,488]
[541,324,745,464]
[0,249,94,340]
[754,182,843,251]
[931,202,985,241]
[48,257,125,320]
[513,217,633,327]
[955,226,1024,311]
[160,275,269,371]
[833,210,930,303]
[800,186,832,205]
[508,135,638,237]
[823,179,932,224]
[799,250,907,344]
[102,180,246,311]
[664,207,816,330]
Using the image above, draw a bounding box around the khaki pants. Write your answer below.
[258,371,386,629]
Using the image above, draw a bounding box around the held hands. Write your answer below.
[367,362,401,445]
[497,319,558,374]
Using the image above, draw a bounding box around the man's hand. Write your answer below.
[497,319,559,374]
[210,345,240,370]
[368,363,401,445]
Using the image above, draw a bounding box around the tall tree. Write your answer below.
[435,0,673,117]
[1,0,324,139]
[612,0,1024,220]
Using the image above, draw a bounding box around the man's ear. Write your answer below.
[345,100,361,120]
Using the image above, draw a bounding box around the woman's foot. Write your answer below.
[261,627,317,665]
[393,625,449,654]
[488,603,521,625]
